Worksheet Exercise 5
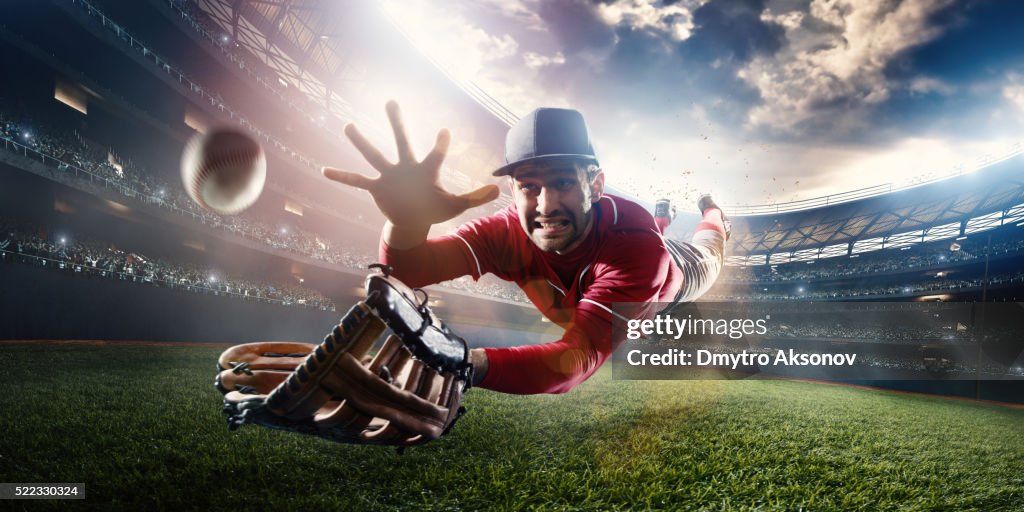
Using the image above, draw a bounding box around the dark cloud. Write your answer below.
[527,1,782,129]
[853,1,1022,144]
[683,0,786,64]
[536,0,615,54]
[896,0,1024,84]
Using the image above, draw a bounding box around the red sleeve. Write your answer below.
[480,307,609,394]
[379,235,475,288]
[379,212,512,288]
[479,231,670,395]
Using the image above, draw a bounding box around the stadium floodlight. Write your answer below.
[59,237,66,244]
[797,287,805,293]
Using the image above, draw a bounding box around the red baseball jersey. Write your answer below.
[381,194,682,394]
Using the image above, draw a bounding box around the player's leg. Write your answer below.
[665,195,729,304]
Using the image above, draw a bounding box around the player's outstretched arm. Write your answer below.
[322,101,499,248]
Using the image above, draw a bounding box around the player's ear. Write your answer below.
[589,168,605,203]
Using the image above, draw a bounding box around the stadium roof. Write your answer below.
[729,154,1024,261]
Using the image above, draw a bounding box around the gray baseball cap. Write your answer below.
[492,107,599,177]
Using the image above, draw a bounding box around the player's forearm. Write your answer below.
[379,230,478,288]
[382,222,431,250]
[476,340,605,395]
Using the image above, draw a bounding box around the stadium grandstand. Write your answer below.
[0,0,1020,402]
[709,153,1024,302]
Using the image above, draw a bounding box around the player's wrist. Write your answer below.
[383,222,431,250]
[470,348,489,386]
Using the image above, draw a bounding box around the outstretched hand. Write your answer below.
[323,101,500,228]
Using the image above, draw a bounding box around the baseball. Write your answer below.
[181,127,266,215]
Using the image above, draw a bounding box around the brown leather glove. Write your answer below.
[216,270,471,446]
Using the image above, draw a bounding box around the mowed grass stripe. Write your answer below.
[0,344,1021,511]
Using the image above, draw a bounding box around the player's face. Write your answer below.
[510,162,604,253]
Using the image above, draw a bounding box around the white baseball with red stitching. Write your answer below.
[181,127,266,215]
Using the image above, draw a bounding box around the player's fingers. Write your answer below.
[456,184,500,210]
[321,167,377,191]
[343,123,392,171]
[419,128,451,170]
[385,100,416,163]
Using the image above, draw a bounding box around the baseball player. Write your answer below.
[323,102,728,395]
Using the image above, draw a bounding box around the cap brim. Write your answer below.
[492,154,599,177]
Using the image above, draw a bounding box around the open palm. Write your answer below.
[323,101,499,228]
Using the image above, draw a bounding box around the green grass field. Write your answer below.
[1,343,1022,511]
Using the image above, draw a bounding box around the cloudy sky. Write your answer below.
[379,0,1024,207]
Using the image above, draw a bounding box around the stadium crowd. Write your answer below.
[725,233,1024,284]
[7,0,521,302]
[1,219,334,310]
[0,108,530,304]
[708,270,1024,301]
[763,323,970,343]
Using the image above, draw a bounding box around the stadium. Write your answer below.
[1,1,1022,510]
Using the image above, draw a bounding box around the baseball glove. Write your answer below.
[215,268,472,446]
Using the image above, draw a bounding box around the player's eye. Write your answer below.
[518,183,540,195]
[554,179,577,191]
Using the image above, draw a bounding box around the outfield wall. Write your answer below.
[0,262,338,343]
[0,262,555,348]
